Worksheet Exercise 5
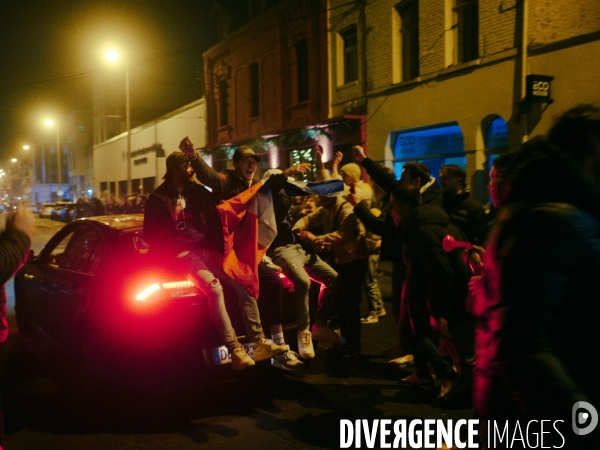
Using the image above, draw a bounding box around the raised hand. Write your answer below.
[333,151,343,167]
[179,136,195,157]
[6,205,35,239]
[352,145,366,163]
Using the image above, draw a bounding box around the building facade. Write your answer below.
[92,99,206,202]
[202,0,364,178]
[329,0,600,202]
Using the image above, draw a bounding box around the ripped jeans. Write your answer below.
[176,249,265,351]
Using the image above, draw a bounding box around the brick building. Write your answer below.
[202,0,364,178]
[329,0,600,202]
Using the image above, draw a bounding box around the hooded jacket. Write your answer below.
[143,179,224,258]
[292,197,368,265]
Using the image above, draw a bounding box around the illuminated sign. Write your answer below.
[526,75,554,103]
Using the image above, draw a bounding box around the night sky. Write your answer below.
[0,0,217,161]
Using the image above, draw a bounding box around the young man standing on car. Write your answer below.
[144,151,289,371]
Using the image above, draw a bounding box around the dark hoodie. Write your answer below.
[401,201,470,321]
[143,179,224,258]
[442,190,486,244]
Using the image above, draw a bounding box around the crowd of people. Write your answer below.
[2,104,598,448]
[151,104,598,448]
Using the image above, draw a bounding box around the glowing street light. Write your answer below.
[105,48,131,195]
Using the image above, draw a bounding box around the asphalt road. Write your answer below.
[0,218,474,450]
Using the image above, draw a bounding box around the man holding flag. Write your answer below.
[179,137,312,370]
[144,149,289,371]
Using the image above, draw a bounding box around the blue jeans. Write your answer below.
[362,252,383,316]
[271,244,339,331]
[176,250,265,351]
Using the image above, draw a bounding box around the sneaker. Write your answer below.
[399,372,433,389]
[271,350,305,371]
[231,347,256,371]
[376,307,387,317]
[387,354,415,368]
[381,344,406,359]
[253,338,289,362]
[360,315,379,324]
[297,330,315,359]
[310,323,340,344]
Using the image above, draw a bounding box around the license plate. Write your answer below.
[211,342,254,365]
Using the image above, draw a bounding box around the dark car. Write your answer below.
[15,214,294,379]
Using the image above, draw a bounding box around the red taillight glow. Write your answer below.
[135,280,196,302]
[162,281,195,290]
[278,272,287,279]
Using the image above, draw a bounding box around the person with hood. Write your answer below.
[472,105,600,448]
[388,185,470,402]
[144,151,289,371]
[352,145,446,366]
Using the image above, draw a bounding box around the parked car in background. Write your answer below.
[39,203,57,219]
[50,202,77,222]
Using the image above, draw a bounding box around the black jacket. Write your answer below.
[190,155,257,201]
[401,204,470,320]
[143,180,223,259]
[442,191,486,244]
[474,152,600,436]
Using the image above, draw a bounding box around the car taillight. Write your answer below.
[135,280,197,301]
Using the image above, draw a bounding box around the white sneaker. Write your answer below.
[310,323,340,344]
[297,329,315,359]
[253,338,289,361]
[271,350,305,371]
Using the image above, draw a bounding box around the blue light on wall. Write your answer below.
[485,117,508,149]
[393,122,464,159]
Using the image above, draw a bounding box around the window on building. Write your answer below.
[454,0,478,63]
[390,122,466,181]
[342,26,358,84]
[219,78,229,127]
[249,63,260,118]
[295,40,309,103]
[396,0,419,81]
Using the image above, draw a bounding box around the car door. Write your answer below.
[26,222,105,344]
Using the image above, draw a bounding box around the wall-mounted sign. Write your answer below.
[526,75,554,103]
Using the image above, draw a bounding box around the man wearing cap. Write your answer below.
[179,137,315,371]
[144,151,289,371]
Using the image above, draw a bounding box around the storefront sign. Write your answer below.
[526,75,554,103]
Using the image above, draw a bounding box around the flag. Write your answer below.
[283,179,344,197]
[216,179,276,299]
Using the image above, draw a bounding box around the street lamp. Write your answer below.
[44,119,63,199]
[105,49,131,195]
